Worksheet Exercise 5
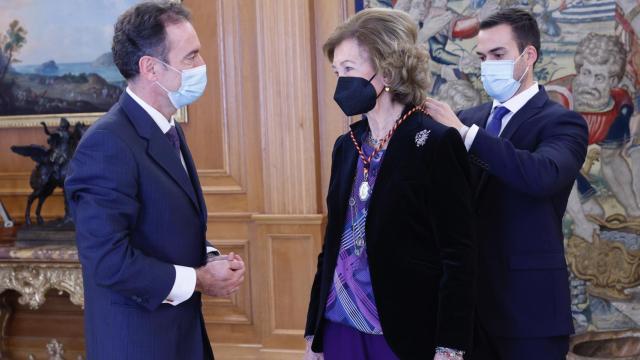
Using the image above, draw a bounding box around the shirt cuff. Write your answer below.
[457,124,469,141]
[206,246,219,255]
[163,265,196,306]
[464,124,480,151]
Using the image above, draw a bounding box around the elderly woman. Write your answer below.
[304,8,476,360]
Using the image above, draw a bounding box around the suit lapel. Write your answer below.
[119,93,201,215]
[175,123,207,224]
[473,86,548,199]
[461,104,492,200]
[369,108,422,200]
[337,123,360,218]
[324,120,360,267]
[363,106,424,249]
[499,87,547,140]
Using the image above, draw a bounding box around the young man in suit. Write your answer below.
[65,2,245,359]
[425,8,588,360]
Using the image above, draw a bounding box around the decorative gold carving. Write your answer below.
[8,246,79,262]
[566,233,640,300]
[0,264,83,309]
[24,338,81,360]
[46,339,65,360]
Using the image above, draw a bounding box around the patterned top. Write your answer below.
[324,136,385,334]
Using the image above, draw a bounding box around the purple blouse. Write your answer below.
[324,137,385,334]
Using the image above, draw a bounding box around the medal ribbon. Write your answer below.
[349,104,426,180]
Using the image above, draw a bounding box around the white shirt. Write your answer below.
[459,82,540,150]
[126,87,217,306]
[125,87,188,171]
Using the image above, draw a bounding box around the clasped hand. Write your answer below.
[195,252,245,297]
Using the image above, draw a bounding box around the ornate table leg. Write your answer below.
[0,294,13,359]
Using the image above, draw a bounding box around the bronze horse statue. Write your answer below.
[11,118,87,225]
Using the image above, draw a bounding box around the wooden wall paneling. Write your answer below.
[255,0,320,215]
[313,0,355,213]
[206,212,252,241]
[250,215,323,353]
[203,238,261,345]
[187,0,266,347]
[185,0,265,215]
[184,0,225,172]
[202,239,252,325]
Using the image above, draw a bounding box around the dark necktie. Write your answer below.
[165,126,181,154]
[486,106,510,137]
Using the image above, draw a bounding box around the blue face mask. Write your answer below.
[155,59,207,109]
[480,51,528,103]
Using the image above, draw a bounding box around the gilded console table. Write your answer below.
[0,245,83,358]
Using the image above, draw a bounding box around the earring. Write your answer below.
[384,85,390,92]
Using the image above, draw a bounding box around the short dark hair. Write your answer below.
[112,1,191,80]
[480,8,541,65]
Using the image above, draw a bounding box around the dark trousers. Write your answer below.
[469,321,569,360]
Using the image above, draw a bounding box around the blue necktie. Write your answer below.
[486,106,510,137]
[165,126,181,154]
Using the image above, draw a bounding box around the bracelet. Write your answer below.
[435,347,464,359]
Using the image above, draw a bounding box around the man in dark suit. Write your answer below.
[65,2,244,359]
[425,8,588,360]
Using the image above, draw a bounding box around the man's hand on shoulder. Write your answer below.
[424,97,464,131]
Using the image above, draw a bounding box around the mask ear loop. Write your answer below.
[155,58,181,74]
[517,65,529,83]
[153,57,183,94]
[515,49,530,83]
[368,73,387,99]
[155,80,171,94]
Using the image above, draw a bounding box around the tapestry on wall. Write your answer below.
[363,0,640,337]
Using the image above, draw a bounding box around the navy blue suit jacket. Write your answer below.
[65,93,214,359]
[458,87,588,338]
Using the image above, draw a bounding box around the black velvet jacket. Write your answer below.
[305,106,477,359]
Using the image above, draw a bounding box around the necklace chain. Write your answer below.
[366,132,381,147]
[349,104,426,177]
[347,104,427,255]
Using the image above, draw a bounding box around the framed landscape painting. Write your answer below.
[0,0,184,128]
